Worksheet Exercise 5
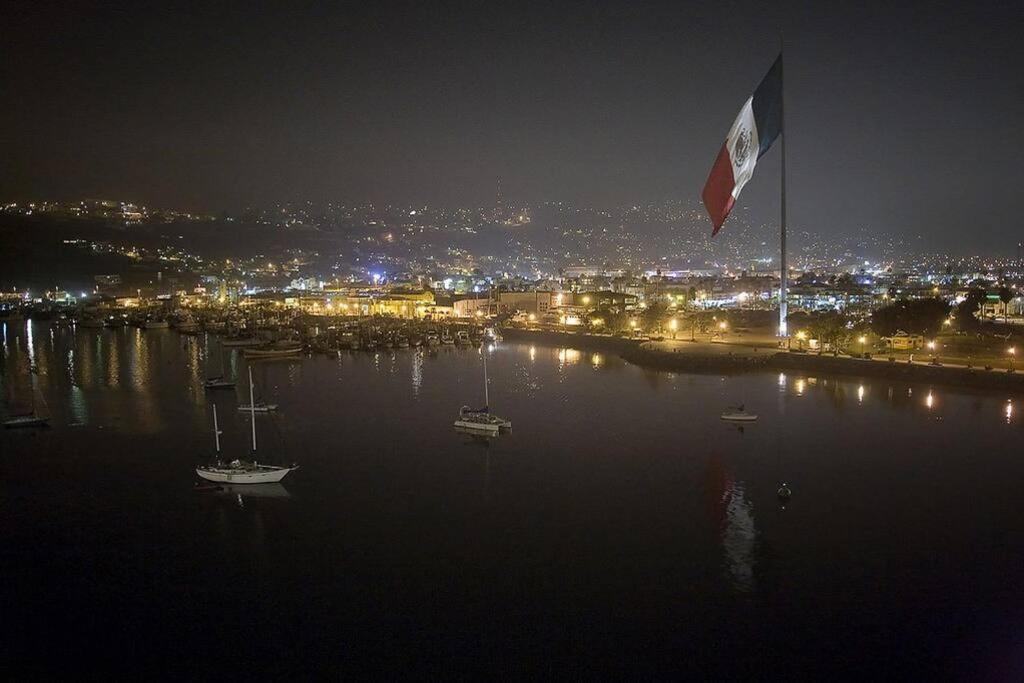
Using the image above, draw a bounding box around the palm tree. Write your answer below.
[998,286,1013,323]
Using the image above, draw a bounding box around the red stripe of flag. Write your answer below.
[702,143,736,236]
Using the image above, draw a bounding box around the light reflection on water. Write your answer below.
[3,321,1024,629]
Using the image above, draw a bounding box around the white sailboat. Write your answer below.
[454,348,511,435]
[196,368,298,484]
[3,372,50,429]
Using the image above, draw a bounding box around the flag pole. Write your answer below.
[778,40,789,337]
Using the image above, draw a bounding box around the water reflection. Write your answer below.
[4,321,1021,441]
[557,348,581,368]
[722,481,756,592]
[411,350,423,396]
[707,452,757,593]
[214,483,291,500]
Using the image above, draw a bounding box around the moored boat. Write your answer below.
[243,341,303,359]
[238,402,278,413]
[3,414,50,429]
[453,348,510,435]
[720,405,758,422]
[221,336,263,347]
[196,372,298,484]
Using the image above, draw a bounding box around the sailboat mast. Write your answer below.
[213,404,221,453]
[249,365,257,453]
[482,349,490,408]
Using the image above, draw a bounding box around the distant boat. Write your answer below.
[174,314,199,334]
[196,370,298,484]
[720,405,758,422]
[78,316,105,329]
[3,413,50,429]
[238,402,278,413]
[455,330,472,346]
[243,341,303,359]
[143,319,169,329]
[3,371,50,429]
[221,336,262,347]
[204,343,236,390]
[454,348,511,435]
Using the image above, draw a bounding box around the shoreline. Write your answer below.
[501,327,1024,394]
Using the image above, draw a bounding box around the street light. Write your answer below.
[794,329,806,351]
[669,318,678,339]
[858,335,867,356]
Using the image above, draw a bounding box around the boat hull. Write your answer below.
[243,348,303,358]
[720,414,758,422]
[195,465,297,484]
[222,338,263,347]
[3,416,50,429]
[238,404,278,412]
[453,419,500,435]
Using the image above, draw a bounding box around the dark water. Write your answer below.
[3,321,1024,678]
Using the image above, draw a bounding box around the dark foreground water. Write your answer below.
[2,321,1024,678]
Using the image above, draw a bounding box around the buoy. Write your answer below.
[777,483,792,500]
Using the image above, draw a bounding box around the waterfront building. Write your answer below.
[453,297,491,318]
[497,291,555,316]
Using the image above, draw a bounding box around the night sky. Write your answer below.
[2,1,1021,249]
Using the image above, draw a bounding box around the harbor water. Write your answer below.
[2,321,1023,678]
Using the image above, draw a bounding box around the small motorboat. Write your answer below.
[204,377,236,390]
[720,405,758,422]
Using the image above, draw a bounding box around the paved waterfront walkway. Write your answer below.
[646,337,1022,374]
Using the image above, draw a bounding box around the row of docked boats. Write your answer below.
[76,313,182,330]
[328,326,499,352]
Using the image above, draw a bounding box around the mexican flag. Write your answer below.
[702,55,783,235]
